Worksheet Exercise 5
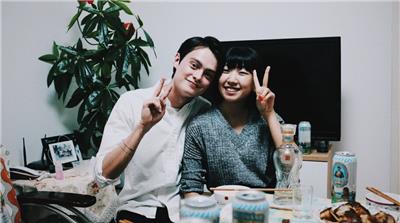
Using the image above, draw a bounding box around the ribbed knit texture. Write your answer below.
[180,107,281,193]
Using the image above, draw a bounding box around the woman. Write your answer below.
[180,47,283,196]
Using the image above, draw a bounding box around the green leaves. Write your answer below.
[68,9,82,31]
[111,0,132,15]
[38,0,154,156]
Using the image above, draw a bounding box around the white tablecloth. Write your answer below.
[13,159,119,223]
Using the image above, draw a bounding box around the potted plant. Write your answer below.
[39,0,155,157]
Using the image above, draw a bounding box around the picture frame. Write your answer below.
[41,133,82,165]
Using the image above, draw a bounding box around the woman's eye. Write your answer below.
[223,69,229,73]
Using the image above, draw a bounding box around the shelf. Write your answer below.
[303,144,333,162]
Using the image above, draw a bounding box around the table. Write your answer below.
[13,159,119,223]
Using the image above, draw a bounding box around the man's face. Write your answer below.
[172,47,218,98]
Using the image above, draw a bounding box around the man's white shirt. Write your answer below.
[94,82,210,222]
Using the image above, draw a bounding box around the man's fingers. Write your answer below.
[151,98,163,113]
[253,70,261,90]
[153,78,165,97]
[145,98,163,114]
[263,66,270,87]
[160,83,172,101]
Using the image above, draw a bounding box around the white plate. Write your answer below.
[365,191,400,206]
[316,201,400,223]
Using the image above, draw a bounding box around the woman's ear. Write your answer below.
[173,53,181,68]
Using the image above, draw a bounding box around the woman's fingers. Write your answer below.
[254,66,271,96]
[253,70,261,90]
[263,66,270,87]
[257,87,269,101]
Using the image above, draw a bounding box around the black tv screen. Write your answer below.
[218,37,341,141]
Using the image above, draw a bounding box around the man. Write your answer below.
[94,36,224,222]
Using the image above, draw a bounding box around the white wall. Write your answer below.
[2,1,398,198]
[391,1,400,193]
[0,1,3,146]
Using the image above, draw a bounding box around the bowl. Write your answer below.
[212,185,250,205]
[365,191,400,211]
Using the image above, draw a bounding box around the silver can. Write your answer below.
[331,151,357,203]
[180,195,220,223]
[233,191,269,223]
[298,121,312,154]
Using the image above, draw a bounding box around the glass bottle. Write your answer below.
[273,124,303,205]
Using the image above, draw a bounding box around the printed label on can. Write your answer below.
[233,210,266,223]
[333,163,348,187]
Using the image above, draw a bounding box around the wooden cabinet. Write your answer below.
[300,145,333,198]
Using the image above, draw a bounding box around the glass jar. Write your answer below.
[273,124,302,205]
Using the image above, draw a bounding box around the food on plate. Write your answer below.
[320,202,396,223]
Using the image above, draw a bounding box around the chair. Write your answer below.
[16,188,96,223]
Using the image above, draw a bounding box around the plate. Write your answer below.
[317,201,400,223]
[365,191,400,206]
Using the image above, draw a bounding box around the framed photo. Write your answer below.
[41,133,82,165]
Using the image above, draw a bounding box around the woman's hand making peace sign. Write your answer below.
[253,66,276,116]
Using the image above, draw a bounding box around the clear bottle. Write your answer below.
[273,124,303,205]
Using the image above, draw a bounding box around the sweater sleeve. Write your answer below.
[180,120,207,194]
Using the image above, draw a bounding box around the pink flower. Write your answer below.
[123,22,135,40]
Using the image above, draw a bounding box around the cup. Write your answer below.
[292,185,313,219]
[213,185,250,205]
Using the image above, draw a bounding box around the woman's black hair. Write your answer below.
[224,47,259,73]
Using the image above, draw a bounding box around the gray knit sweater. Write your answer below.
[180,107,281,193]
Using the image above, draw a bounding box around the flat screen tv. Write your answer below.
[216,37,341,142]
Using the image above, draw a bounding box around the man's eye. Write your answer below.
[203,72,214,80]
[191,63,198,69]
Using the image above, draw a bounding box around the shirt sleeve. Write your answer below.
[180,120,207,194]
[94,92,136,187]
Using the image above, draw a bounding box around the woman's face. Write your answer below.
[218,65,254,103]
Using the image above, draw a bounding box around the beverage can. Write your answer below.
[180,195,220,223]
[233,191,269,223]
[298,121,311,154]
[331,151,357,203]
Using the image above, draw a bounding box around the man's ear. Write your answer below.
[173,53,181,68]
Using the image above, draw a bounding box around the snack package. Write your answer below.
[0,156,21,223]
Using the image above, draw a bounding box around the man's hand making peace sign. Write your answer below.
[139,79,172,132]
[253,66,276,116]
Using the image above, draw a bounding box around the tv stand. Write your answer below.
[313,140,329,153]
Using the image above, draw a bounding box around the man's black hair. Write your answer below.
[172,36,224,77]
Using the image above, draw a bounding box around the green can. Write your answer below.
[233,191,269,223]
[331,151,357,203]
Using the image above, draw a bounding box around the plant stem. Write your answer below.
[77,20,98,46]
